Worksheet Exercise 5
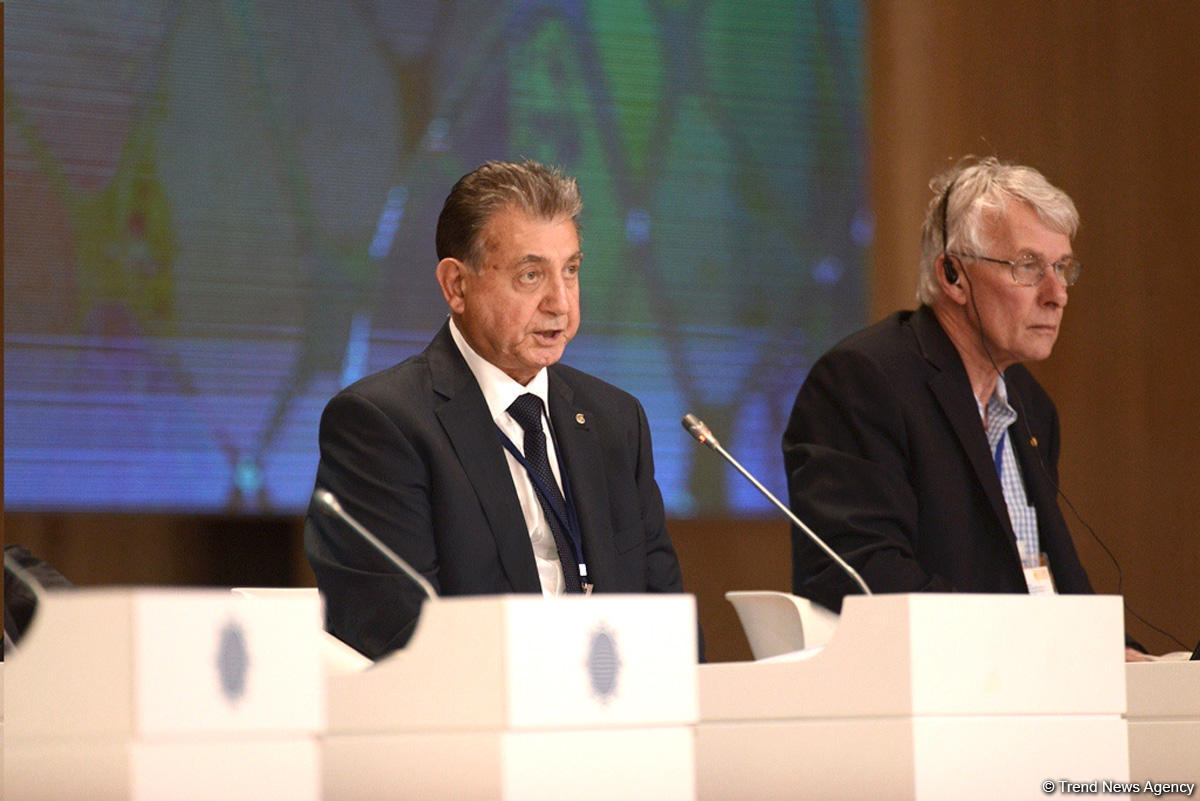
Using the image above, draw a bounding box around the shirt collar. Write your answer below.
[978,374,1018,451]
[448,317,550,423]
[976,374,1009,417]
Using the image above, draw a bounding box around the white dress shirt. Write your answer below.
[448,318,567,595]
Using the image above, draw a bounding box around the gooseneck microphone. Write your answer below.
[681,413,872,596]
[312,489,440,602]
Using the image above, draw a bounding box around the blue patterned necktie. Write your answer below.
[507,393,582,592]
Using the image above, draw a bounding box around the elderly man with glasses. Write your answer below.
[782,157,1118,636]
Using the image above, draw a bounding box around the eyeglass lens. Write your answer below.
[1013,256,1081,287]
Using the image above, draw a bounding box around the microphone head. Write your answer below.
[681,413,719,449]
[312,488,341,515]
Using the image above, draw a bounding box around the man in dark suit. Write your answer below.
[305,160,687,660]
[783,157,1096,616]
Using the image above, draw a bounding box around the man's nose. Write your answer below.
[1040,268,1069,308]
[541,272,572,313]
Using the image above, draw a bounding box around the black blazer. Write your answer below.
[782,305,1093,612]
[305,322,685,659]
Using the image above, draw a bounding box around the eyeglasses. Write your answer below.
[949,251,1082,288]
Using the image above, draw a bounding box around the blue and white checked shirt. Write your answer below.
[978,377,1041,571]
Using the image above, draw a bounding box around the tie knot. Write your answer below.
[508,393,545,433]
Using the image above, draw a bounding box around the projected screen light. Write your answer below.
[4,1,867,515]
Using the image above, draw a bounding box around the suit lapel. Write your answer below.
[1008,401,1081,584]
[546,370,617,588]
[912,307,1015,541]
[427,323,541,592]
[1008,406,1054,519]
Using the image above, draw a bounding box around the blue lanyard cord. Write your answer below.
[993,431,1006,477]
[495,425,588,581]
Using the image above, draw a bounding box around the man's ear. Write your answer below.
[436,258,468,314]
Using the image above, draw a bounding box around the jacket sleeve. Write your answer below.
[632,399,683,595]
[782,348,954,611]
[304,390,438,660]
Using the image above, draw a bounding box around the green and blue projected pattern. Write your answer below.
[4,1,866,515]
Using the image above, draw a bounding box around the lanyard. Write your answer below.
[495,424,588,584]
[993,431,1006,477]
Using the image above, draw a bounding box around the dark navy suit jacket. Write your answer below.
[782,305,1093,612]
[306,322,685,659]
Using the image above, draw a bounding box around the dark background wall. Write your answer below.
[7,1,1198,661]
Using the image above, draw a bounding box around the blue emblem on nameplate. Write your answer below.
[216,619,250,704]
[585,624,621,704]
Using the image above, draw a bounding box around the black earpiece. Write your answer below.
[942,256,959,285]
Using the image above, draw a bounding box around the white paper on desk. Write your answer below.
[1138,650,1193,662]
[756,645,825,663]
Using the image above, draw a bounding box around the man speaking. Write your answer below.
[305,161,688,660]
[783,157,1096,614]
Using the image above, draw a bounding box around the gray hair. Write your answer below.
[435,160,582,271]
[917,156,1079,304]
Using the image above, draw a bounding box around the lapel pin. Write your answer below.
[575,413,586,425]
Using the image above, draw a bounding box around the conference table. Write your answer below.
[3,589,1196,800]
